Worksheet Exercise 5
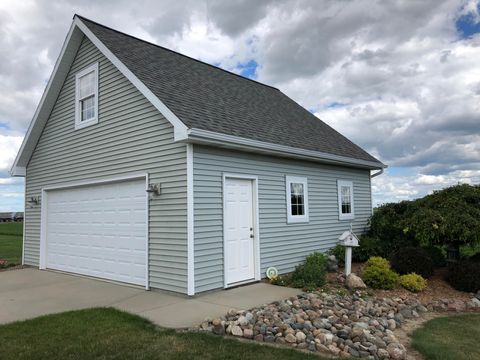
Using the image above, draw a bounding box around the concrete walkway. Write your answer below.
[0,268,300,328]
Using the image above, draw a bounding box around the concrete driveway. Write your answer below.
[0,268,300,328]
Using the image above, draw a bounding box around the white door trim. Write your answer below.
[39,172,149,289]
[222,173,261,288]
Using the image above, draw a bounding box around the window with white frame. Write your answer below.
[286,176,309,223]
[337,180,354,220]
[75,63,98,129]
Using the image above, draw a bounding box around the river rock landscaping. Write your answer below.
[201,291,422,359]
[199,286,480,359]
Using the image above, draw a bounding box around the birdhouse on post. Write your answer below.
[338,226,360,276]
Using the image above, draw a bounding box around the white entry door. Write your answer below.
[45,178,147,286]
[224,177,255,285]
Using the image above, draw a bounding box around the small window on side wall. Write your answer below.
[286,176,309,223]
[75,63,98,130]
[337,180,354,220]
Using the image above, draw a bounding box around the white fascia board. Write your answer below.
[10,21,83,177]
[74,17,188,141]
[187,128,387,170]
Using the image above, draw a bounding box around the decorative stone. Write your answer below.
[231,325,243,337]
[296,331,306,342]
[212,324,225,335]
[237,316,248,326]
[345,273,367,290]
[467,297,480,308]
[327,255,339,272]
[387,342,406,360]
[328,344,341,356]
[243,328,253,339]
[377,348,390,359]
[285,333,297,343]
[254,334,264,342]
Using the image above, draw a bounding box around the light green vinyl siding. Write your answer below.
[24,36,188,294]
[193,145,372,293]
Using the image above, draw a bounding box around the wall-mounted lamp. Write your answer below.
[146,183,161,196]
[27,196,40,206]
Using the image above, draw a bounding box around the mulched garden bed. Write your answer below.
[336,263,478,312]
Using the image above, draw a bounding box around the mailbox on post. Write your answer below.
[338,226,360,276]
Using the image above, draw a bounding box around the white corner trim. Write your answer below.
[21,179,26,266]
[186,144,195,296]
[74,17,188,141]
[145,173,150,290]
[187,128,387,170]
[337,180,355,221]
[285,175,309,224]
[222,173,261,288]
[39,189,48,269]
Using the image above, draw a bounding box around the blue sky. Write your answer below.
[1,0,480,211]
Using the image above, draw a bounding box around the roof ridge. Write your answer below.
[74,14,279,91]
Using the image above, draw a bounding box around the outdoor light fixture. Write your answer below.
[27,196,40,206]
[146,183,161,196]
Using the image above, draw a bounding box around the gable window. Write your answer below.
[75,63,98,129]
[286,176,309,223]
[337,180,354,220]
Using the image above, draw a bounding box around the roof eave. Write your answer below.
[186,128,387,170]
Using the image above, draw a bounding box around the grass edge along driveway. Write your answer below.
[0,222,23,265]
[0,307,333,360]
[412,313,480,360]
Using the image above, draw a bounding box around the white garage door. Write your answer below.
[45,178,147,286]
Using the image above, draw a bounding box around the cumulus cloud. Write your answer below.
[0,0,479,209]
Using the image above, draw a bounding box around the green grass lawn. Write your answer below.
[412,314,480,360]
[0,308,326,360]
[0,222,23,265]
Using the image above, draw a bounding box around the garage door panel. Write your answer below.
[46,179,147,286]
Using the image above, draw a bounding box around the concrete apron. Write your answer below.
[0,268,300,328]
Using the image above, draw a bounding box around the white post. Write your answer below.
[345,246,352,276]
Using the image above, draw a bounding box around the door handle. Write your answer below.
[250,234,254,238]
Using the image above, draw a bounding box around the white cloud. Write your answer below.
[0,0,479,210]
[0,134,23,172]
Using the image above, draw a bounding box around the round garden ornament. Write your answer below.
[266,267,278,279]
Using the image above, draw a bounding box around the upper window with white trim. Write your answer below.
[286,176,309,223]
[75,63,98,129]
[337,180,354,220]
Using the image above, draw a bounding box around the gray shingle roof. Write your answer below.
[80,16,383,166]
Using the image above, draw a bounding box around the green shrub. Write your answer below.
[362,256,399,290]
[365,256,390,270]
[399,273,427,292]
[328,245,345,263]
[446,260,480,292]
[363,265,399,290]
[352,235,383,262]
[423,246,446,267]
[290,252,327,290]
[366,185,480,257]
[368,201,418,253]
[390,247,434,278]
